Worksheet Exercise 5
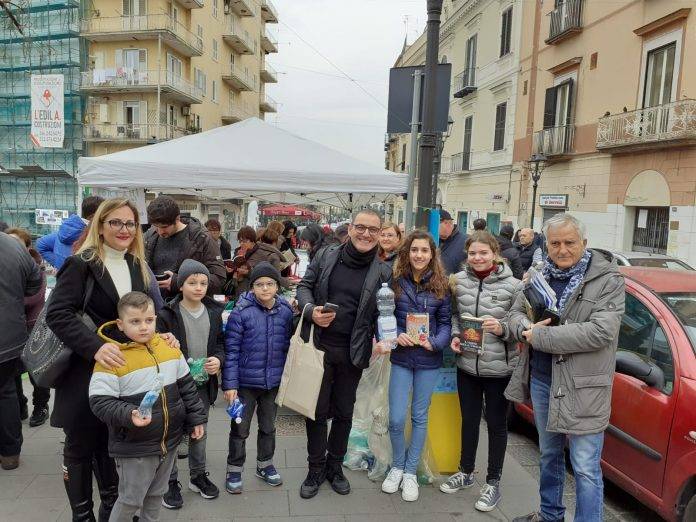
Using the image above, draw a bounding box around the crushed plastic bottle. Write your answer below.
[376,282,398,349]
[226,398,245,424]
[187,357,209,385]
[137,373,163,419]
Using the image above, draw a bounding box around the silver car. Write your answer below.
[595,249,694,271]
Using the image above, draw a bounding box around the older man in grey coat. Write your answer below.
[506,214,625,522]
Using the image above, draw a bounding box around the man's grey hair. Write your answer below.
[351,208,383,225]
[542,213,587,241]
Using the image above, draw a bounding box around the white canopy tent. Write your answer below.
[78,118,407,209]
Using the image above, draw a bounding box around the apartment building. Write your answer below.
[80,0,278,157]
[513,1,696,263]
[386,0,523,235]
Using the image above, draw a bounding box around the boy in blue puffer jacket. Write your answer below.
[222,262,294,494]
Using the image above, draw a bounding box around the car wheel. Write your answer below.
[683,494,696,522]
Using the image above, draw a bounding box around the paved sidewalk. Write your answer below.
[1,386,658,521]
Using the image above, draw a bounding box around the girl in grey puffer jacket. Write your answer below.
[440,231,522,513]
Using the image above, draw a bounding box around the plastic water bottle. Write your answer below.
[187,357,209,385]
[376,282,398,349]
[137,374,163,419]
[226,398,245,424]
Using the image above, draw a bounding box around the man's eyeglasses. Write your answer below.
[106,219,137,232]
[253,281,278,290]
[353,224,381,236]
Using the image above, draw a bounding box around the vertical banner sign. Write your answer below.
[30,74,64,148]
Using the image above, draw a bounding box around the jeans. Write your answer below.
[305,350,363,472]
[16,370,50,410]
[0,357,22,457]
[457,369,510,483]
[110,452,177,522]
[172,397,209,481]
[227,387,279,472]
[388,364,440,475]
[530,377,605,522]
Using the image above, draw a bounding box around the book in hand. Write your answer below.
[224,255,247,269]
[279,250,297,271]
[406,313,429,345]
[459,316,485,354]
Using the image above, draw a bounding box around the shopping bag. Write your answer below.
[276,305,325,420]
[22,275,95,388]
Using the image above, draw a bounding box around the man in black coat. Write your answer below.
[497,225,525,280]
[0,232,43,470]
[296,209,391,499]
[439,210,468,275]
[516,227,538,272]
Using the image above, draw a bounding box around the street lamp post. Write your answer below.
[431,115,454,206]
[525,153,547,229]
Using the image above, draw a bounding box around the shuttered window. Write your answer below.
[462,115,473,170]
[500,7,513,57]
[493,102,507,151]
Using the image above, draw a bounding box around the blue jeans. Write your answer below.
[388,364,440,475]
[530,377,605,522]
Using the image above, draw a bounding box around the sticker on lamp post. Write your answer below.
[30,74,64,148]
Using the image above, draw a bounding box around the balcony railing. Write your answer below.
[221,63,256,91]
[442,152,471,174]
[261,26,278,53]
[260,0,278,22]
[81,14,203,56]
[547,0,583,44]
[84,123,188,142]
[260,62,277,83]
[222,102,254,123]
[228,0,254,17]
[223,17,254,54]
[259,93,277,113]
[596,99,696,150]
[80,69,202,102]
[534,124,575,156]
[453,68,476,98]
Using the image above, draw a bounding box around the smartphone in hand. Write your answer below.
[321,302,340,314]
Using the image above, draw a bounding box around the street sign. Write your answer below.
[539,194,568,208]
[387,64,452,134]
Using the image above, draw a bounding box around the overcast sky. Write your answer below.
[265,0,426,168]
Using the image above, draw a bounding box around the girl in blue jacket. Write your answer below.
[222,262,294,494]
[377,230,451,502]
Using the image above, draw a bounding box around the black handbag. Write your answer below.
[21,275,95,388]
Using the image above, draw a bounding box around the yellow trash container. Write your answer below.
[427,350,462,474]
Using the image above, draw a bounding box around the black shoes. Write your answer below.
[300,469,325,499]
[326,465,350,495]
[189,472,219,499]
[161,480,184,509]
[29,406,49,427]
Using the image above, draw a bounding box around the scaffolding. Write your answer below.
[0,0,84,235]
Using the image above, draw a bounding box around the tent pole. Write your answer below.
[404,69,422,233]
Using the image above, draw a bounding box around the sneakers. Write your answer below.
[439,470,475,494]
[177,435,189,459]
[325,465,350,495]
[161,480,183,509]
[381,467,403,494]
[225,471,243,494]
[256,465,283,486]
[512,513,544,522]
[475,480,501,512]
[189,472,219,499]
[300,469,325,499]
[0,455,19,471]
[401,473,419,502]
[29,406,49,428]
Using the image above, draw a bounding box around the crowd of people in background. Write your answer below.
[0,201,622,522]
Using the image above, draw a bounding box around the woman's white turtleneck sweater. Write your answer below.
[103,244,132,298]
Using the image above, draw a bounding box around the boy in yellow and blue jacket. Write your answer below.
[88,291,206,522]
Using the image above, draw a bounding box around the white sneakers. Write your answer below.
[381,467,403,494]
[381,468,419,501]
[400,474,419,501]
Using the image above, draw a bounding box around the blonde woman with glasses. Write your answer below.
[378,222,402,266]
[46,198,170,522]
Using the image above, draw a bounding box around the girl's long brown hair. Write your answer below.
[77,198,150,285]
[393,230,448,299]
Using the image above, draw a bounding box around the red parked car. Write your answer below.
[513,267,696,521]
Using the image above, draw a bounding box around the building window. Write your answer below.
[464,34,477,85]
[500,6,513,57]
[643,42,676,108]
[462,115,473,170]
[195,68,207,96]
[213,39,218,61]
[212,80,218,102]
[493,102,507,151]
[213,0,218,18]
[543,79,574,129]
[401,143,406,172]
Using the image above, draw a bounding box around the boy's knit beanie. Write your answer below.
[177,259,210,287]
[250,261,281,286]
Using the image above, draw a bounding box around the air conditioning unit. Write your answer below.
[181,106,190,116]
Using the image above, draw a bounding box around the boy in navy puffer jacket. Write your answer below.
[222,262,294,494]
